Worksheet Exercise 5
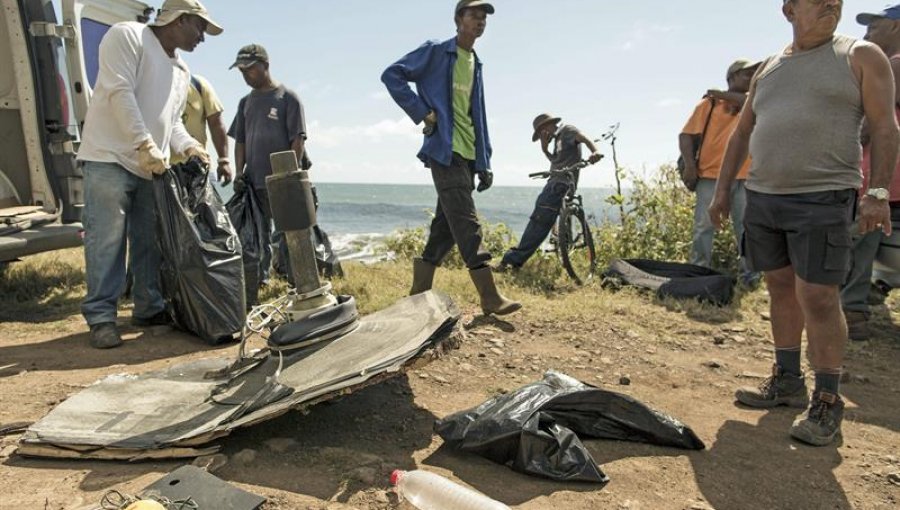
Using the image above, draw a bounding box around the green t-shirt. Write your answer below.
[452,47,476,161]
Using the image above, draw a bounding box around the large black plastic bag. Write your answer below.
[603,258,735,305]
[225,175,266,306]
[435,371,705,483]
[153,159,245,344]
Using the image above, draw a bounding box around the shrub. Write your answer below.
[380,211,518,270]
[594,164,741,275]
[381,164,743,288]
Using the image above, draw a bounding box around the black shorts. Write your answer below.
[742,189,856,285]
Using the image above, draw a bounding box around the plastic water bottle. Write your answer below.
[391,469,510,510]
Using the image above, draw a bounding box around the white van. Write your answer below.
[0,0,151,263]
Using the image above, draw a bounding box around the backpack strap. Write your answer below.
[190,75,204,98]
[695,96,716,163]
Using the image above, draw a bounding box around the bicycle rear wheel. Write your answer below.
[557,205,597,285]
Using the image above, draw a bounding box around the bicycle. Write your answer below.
[529,160,598,284]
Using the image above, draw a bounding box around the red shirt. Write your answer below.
[860,104,900,205]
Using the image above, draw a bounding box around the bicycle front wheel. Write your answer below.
[557,205,597,285]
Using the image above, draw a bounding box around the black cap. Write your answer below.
[229,44,268,70]
[455,0,495,15]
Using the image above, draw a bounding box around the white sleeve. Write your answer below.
[96,25,152,149]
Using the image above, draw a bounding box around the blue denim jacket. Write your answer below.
[381,37,492,172]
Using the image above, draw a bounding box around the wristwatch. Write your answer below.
[866,187,890,201]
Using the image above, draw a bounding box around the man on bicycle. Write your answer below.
[497,114,602,271]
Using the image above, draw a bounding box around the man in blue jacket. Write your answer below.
[381,0,520,316]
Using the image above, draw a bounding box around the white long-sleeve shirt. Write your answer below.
[77,22,197,179]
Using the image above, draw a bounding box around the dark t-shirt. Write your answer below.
[548,124,583,184]
[228,84,306,190]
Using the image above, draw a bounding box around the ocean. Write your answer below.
[217,182,618,261]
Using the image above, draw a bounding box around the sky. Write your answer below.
[63,1,894,187]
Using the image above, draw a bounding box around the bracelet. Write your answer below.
[217,157,231,164]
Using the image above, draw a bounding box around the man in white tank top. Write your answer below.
[78,0,222,349]
[708,0,898,447]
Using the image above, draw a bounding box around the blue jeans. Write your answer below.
[502,180,569,268]
[81,161,164,326]
[840,220,883,314]
[692,178,751,275]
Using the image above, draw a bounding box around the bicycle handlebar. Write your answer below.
[529,160,594,180]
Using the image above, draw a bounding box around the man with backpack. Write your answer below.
[171,74,232,184]
[678,59,759,285]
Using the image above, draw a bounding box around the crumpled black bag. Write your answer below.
[313,225,343,279]
[225,174,266,306]
[603,258,735,305]
[434,371,705,483]
[153,159,245,344]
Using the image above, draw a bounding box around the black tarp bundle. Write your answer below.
[603,258,735,305]
[313,225,343,278]
[435,371,705,483]
[154,159,245,344]
[225,174,266,306]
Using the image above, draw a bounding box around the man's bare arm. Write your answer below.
[574,132,603,163]
[235,142,245,179]
[854,43,899,192]
[707,89,747,106]
[207,112,231,183]
[708,79,758,229]
[291,137,306,167]
[852,42,898,235]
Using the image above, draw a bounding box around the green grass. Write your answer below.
[1,246,898,343]
[0,248,86,322]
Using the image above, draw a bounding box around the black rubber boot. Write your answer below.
[409,257,436,295]
[469,266,522,316]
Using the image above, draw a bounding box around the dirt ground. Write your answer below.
[1,282,899,510]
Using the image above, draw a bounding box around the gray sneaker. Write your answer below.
[89,322,122,349]
[790,391,844,447]
[735,364,809,408]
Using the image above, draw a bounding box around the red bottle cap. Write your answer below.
[390,469,404,486]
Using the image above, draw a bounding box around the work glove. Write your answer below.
[476,170,493,193]
[184,144,210,166]
[137,139,168,175]
[422,110,437,137]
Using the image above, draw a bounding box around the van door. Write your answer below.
[61,0,152,130]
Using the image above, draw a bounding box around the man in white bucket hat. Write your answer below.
[77,0,222,349]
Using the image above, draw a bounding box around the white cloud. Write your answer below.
[309,117,420,149]
[619,22,678,51]
[656,98,683,108]
[369,90,391,101]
